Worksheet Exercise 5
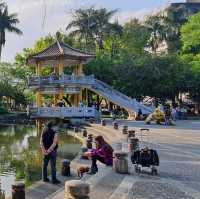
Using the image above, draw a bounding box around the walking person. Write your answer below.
[40,122,61,184]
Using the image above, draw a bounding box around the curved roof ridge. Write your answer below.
[56,40,64,54]
[29,41,59,58]
[60,41,95,56]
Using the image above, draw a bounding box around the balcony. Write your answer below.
[29,107,100,119]
[28,74,95,88]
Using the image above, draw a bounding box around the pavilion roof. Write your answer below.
[27,40,95,66]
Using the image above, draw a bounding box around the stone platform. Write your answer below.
[27,120,200,199]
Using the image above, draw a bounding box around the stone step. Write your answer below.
[89,167,125,199]
[109,175,137,199]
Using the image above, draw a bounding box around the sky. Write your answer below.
[2,0,184,62]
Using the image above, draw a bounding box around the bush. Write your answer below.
[0,103,7,114]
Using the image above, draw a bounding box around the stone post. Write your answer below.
[113,121,118,130]
[65,180,90,199]
[101,119,106,126]
[127,130,135,141]
[12,182,25,199]
[113,151,128,174]
[86,139,93,149]
[61,159,71,176]
[115,142,122,151]
[128,138,139,153]
[122,125,128,134]
[83,129,87,137]
[74,126,79,133]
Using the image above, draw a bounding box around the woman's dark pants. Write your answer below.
[91,155,105,171]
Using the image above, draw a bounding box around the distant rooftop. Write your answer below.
[170,1,200,14]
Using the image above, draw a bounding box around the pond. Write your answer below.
[0,125,81,199]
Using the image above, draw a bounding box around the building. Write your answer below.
[148,0,200,54]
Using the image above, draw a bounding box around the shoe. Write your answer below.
[52,179,61,184]
[87,167,98,175]
[43,178,50,182]
[87,170,97,175]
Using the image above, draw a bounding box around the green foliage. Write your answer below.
[66,7,122,51]
[181,12,200,55]
[0,102,7,114]
[122,19,150,54]
[180,12,200,103]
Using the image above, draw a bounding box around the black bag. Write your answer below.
[131,149,159,166]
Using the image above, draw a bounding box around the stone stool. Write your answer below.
[101,119,106,126]
[0,189,5,199]
[83,129,87,137]
[65,180,90,199]
[113,151,128,174]
[128,130,135,138]
[12,182,25,199]
[113,121,119,130]
[74,126,79,133]
[87,134,93,140]
[61,159,71,176]
[86,139,93,149]
[115,142,122,151]
[122,125,128,134]
[128,138,139,153]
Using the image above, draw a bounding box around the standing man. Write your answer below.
[40,121,61,184]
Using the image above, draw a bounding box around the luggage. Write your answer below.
[131,128,159,175]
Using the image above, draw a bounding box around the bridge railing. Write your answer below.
[28,74,95,87]
[29,107,100,119]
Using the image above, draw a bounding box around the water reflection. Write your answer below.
[0,125,81,198]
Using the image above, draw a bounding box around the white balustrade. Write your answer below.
[28,75,95,87]
[30,107,99,119]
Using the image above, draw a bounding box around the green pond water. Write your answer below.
[0,125,81,199]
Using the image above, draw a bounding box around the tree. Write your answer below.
[145,15,166,54]
[122,18,150,54]
[181,12,200,105]
[66,7,122,51]
[145,5,191,54]
[0,4,22,60]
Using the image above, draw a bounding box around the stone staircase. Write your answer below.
[49,138,131,199]
[90,79,153,115]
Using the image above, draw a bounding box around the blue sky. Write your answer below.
[2,0,184,62]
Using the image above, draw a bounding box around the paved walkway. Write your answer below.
[28,120,200,199]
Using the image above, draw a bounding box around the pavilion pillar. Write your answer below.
[59,57,64,75]
[72,63,83,107]
[58,58,64,100]
[36,90,42,107]
[36,119,43,136]
[53,94,59,106]
[36,61,42,76]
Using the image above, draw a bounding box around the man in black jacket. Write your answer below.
[40,121,60,184]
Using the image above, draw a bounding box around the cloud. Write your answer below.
[2,0,77,62]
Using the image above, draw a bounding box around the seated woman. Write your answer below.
[87,136,113,174]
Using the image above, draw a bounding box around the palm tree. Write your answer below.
[66,7,121,50]
[0,5,22,60]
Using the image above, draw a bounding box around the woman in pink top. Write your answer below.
[88,136,113,174]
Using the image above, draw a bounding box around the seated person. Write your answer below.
[85,136,113,174]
